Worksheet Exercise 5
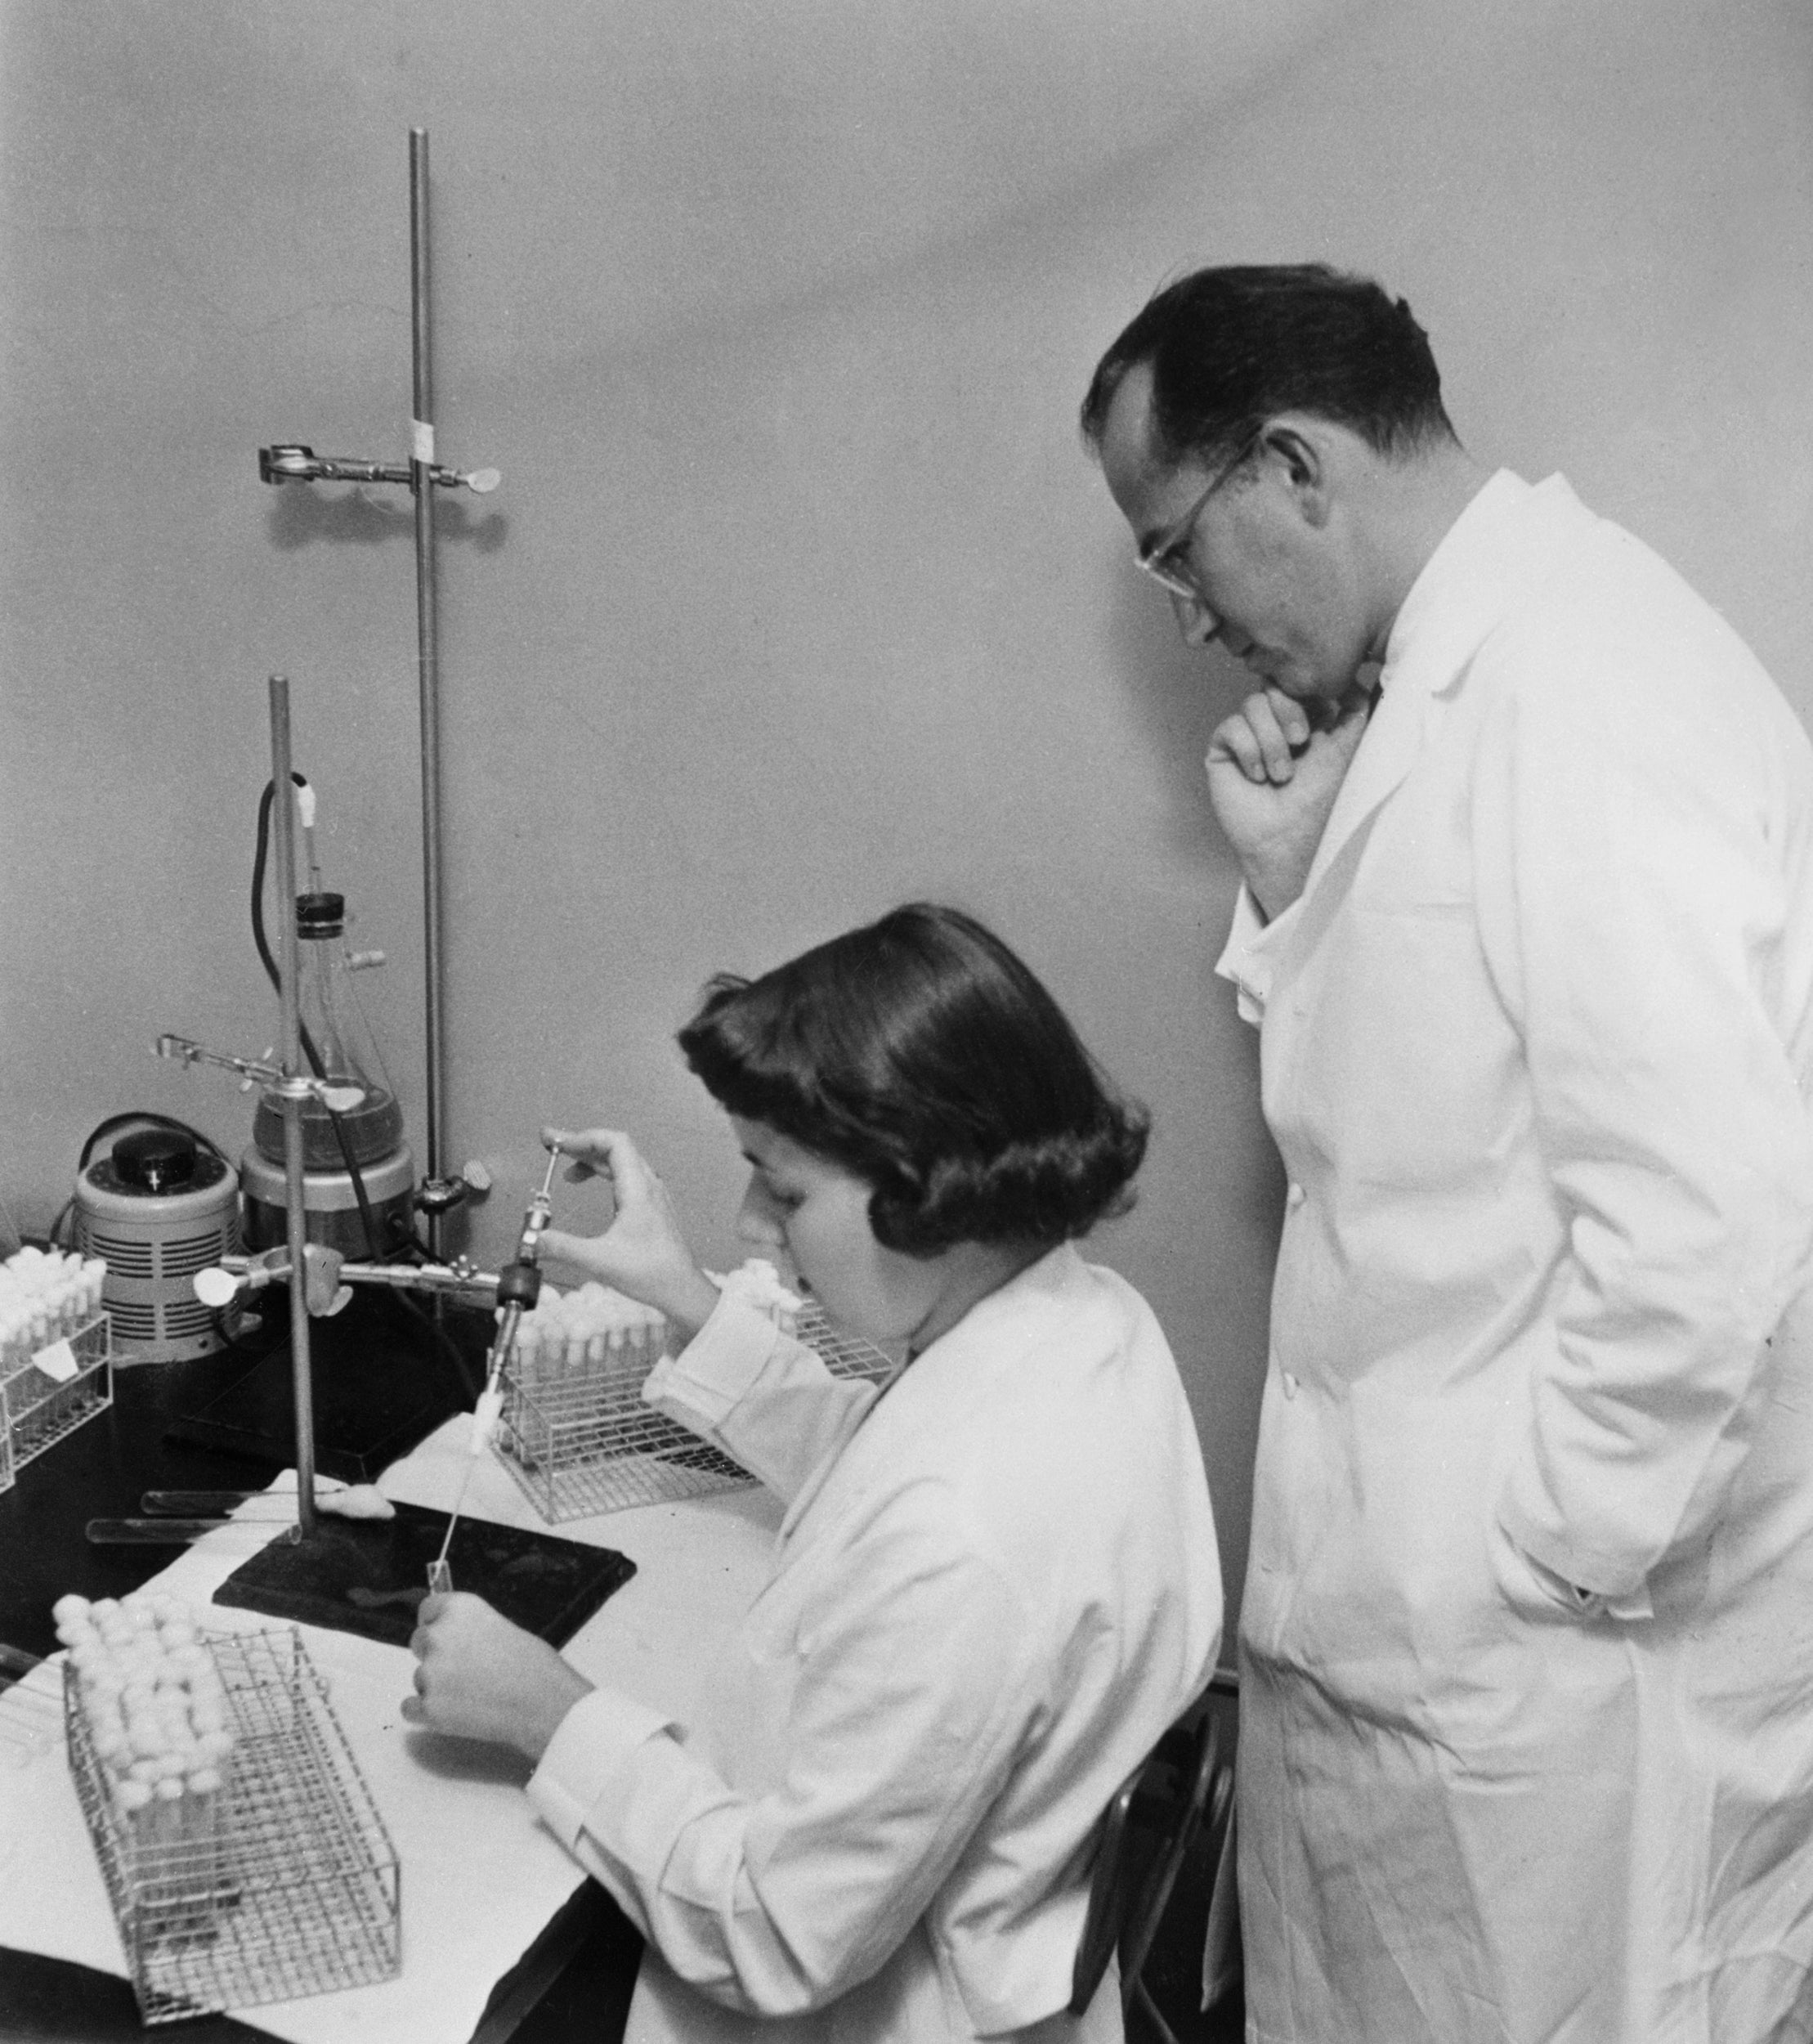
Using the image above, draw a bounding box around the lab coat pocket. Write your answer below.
[1487,1517,1592,1624]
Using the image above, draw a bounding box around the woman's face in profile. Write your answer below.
[729,1117,945,1350]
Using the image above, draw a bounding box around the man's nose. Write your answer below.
[736,1180,784,1248]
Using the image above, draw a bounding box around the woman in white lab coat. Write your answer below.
[405,903,1222,2043]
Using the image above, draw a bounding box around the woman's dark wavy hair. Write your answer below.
[676,903,1149,1258]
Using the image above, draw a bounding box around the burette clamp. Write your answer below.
[154,1034,365,1113]
[257,444,501,495]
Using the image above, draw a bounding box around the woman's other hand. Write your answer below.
[538,1127,722,1340]
[403,1592,593,1761]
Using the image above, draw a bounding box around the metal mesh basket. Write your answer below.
[65,1625,401,2025]
[491,1300,896,1521]
[1,1311,112,1481]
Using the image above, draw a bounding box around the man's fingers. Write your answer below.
[1210,690,1309,784]
[1207,715,1269,782]
[1261,686,1312,749]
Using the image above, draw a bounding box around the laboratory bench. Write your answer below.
[0,1305,1244,2044]
[0,1288,481,1663]
[0,1294,669,2044]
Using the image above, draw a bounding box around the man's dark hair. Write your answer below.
[677,903,1148,1257]
[1081,262,1457,467]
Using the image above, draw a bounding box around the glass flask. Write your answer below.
[253,892,406,1171]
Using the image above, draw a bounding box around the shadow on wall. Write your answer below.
[266,486,508,553]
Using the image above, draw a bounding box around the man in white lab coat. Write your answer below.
[1081,263,1813,2042]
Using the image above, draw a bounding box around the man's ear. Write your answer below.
[1260,420,1335,530]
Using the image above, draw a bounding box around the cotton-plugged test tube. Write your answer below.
[513,1319,543,1382]
[0,1251,109,1381]
[54,1591,237,1898]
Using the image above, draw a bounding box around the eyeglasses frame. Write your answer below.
[1135,428,1266,603]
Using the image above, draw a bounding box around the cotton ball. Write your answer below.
[316,1484,396,1522]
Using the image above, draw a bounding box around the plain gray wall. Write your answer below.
[3,0,1809,1635]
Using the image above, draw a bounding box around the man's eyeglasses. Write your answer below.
[1135,431,1264,602]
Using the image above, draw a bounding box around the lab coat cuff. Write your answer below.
[642,1295,783,1426]
[1214,885,1299,1024]
[526,1688,675,1853]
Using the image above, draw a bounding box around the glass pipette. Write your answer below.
[428,1144,561,1592]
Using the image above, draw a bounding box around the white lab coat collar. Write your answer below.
[1293,470,1578,914]
[773,1244,1087,1550]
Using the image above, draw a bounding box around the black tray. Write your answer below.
[213,1499,635,1647]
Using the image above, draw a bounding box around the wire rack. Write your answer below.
[65,1626,401,2025]
[0,1311,112,1492]
[492,1300,897,1521]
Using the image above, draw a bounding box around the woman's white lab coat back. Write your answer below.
[526,1244,1222,2043]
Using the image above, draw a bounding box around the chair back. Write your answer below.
[1068,1707,1222,2023]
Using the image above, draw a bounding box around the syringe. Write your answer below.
[428,1144,562,1593]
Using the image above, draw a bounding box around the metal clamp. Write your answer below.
[154,1033,364,1113]
[258,444,500,494]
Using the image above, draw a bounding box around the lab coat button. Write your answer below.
[1282,1370,1299,1400]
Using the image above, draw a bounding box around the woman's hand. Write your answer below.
[538,1127,722,1340]
[403,1592,593,1761]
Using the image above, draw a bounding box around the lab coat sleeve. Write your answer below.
[1215,885,1300,1025]
[528,1687,680,1846]
[526,1486,1039,2019]
[1472,622,1813,1597]
[642,1295,878,1505]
